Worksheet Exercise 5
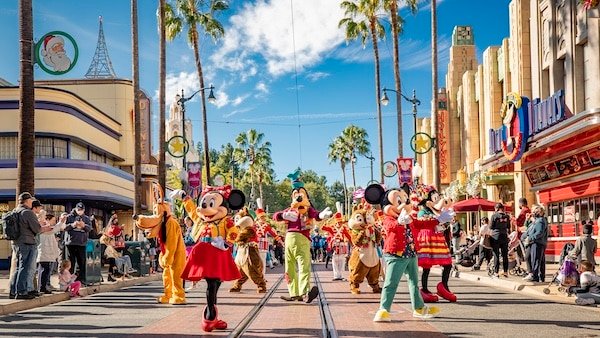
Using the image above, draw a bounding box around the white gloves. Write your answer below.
[435,224,447,233]
[282,210,299,222]
[211,236,228,251]
[169,189,186,201]
[397,209,412,225]
[319,207,333,220]
[436,209,455,224]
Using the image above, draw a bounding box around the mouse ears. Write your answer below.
[228,190,246,211]
[364,184,385,206]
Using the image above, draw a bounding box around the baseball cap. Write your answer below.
[76,202,85,210]
[31,199,43,208]
[18,192,33,202]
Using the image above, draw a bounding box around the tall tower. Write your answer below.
[165,95,200,170]
[85,16,117,79]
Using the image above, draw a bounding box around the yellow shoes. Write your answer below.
[373,309,391,322]
[413,305,440,319]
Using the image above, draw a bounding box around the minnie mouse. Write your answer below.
[365,183,439,322]
[171,185,245,332]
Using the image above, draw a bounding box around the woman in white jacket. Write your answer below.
[37,213,66,294]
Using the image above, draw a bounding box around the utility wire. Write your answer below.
[290,0,302,169]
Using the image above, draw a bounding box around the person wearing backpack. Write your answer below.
[8,192,42,299]
[64,202,91,283]
[490,203,511,278]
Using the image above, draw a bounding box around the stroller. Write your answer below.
[451,239,479,277]
[486,231,528,277]
[543,243,579,295]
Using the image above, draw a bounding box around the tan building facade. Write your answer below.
[433,0,600,260]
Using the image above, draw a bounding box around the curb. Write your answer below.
[0,274,161,316]
[430,267,572,303]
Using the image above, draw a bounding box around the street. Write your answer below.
[1,264,599,337]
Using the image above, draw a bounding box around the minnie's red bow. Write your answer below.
[202,185,232,199]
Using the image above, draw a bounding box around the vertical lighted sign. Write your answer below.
[139,93,151,163]
[437,95,451,184]
[396,158,413,186]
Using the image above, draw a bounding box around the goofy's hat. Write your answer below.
[287,168,304,189]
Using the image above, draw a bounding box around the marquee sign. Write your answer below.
[526,145,600,185]
[489,90,570,162]
[35,31,79,75]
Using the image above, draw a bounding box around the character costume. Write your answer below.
[272,170,332,303]
[255,198,281,273]
[230,207,267,293]
[413,185,456,303]
[365,184,439,322]
[171,185,245,332]
[347,204,382,294]
[133,183,186,305]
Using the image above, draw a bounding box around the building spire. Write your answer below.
[85,16,117,79]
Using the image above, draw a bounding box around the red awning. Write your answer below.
[453,197,512,212]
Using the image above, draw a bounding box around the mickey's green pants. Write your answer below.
[379,254,423,312]
[284,232,312,297]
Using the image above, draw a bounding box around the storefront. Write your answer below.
[486,90,600,262]
[522,108,600,261]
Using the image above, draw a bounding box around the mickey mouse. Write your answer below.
[171,185,245,333]
[364,183,439,322]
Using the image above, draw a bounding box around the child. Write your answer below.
[105,238,133,280]
[571,260,600,305]
[59,260,81,298]
[569,221,597,271]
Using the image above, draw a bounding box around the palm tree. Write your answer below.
[384,0,418,157]
[339,0,386,183]
[328,136,351,216]
[253,152,274,203]
[132,0,142,215]
[233,129,272,206]
[165,0,228,185]
[431,0,440,188]
[17,0,35,196]
[341,125,370,188]
[158,0,167,189]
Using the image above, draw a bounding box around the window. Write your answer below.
[89,150,105,164]
[54,139,68,159]
[0,137,17,159]
[550,203,560,224]
[580,198,590,223]
[71,143,88,160]
[35,138,53,158]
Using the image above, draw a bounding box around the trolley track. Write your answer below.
[228,264,338,338]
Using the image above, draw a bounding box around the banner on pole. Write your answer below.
[396,158,413,186]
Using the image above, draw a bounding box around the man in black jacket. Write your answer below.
[65,202,91,282]
[490,203,511,278]
[9,192,42,299]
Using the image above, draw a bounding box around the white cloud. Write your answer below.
[223,106,254,118]
[231,94,250,107]
[256,82,269,94]
[306,71,330,82]
[213,91,230,108]
[212,0,346,77]
[162,71,200,105]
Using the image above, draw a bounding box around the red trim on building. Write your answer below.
[539,177,600,203]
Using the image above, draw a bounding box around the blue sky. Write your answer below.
[0,0,510,188]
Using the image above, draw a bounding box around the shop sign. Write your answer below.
[35,31,79,75]
[489,90,569,161]
[526,145,600,185]
[564,205,576,223]
[140,164,158,176]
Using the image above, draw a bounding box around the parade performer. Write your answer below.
[364,184,439,322]
[347,204,382,294]
[273,170,332,303]
[133,183,186,305]
[414,186,456,303]
[321,202,351,281]
[171,185,245,332]
[254,198,281,273]
[229,207,267,293]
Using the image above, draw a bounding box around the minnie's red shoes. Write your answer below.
[436,282,457,302]
[201,306,228,332]
[420,288,439,303]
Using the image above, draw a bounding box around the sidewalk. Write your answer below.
[0,268,161,315]
[432,262,586,306]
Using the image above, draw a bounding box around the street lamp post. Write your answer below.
[363,152,375,184]
[381,88,421,161]
[176,85,216,172]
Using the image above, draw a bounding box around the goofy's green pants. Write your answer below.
[284,232,312,297]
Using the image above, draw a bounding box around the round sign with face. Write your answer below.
[383,161,398,177]
[35,31,79,75]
